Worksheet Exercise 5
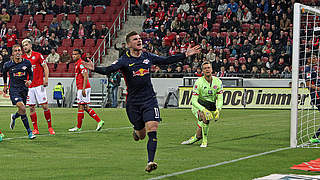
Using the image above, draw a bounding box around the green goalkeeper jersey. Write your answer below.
[191,76,223,111]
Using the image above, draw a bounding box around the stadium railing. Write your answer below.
[91,0,129,65]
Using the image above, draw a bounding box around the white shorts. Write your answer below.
[27,85,48,105]
[77,88,91,104]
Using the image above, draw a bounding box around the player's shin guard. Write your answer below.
[77,110,84,128]
[147,131,157,163]
[30,112,38,130]
[21,114,32,134]
[88,108,101,122]
[44,109,52,128]
[201,122,209,145]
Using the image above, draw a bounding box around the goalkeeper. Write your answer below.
[181,61,223,147]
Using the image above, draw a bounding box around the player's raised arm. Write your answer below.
[150,44,201,65]
[83,58,124,76]
[191,81,205,111]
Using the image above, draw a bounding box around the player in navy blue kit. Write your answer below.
[84,31,200,172]
[2,44,36,139]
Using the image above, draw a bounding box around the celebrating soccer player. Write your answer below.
[181,61,223,147]
[21,39,55,135]
[68,49,104,132]
[82,31,201,172]
[2,44,36,139]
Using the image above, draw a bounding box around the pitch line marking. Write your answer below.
[148,147,291,180]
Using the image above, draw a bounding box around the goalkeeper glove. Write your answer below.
[213,109,221,121]
[202,109,214,121]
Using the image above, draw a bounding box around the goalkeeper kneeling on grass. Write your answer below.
[181,61,223,147]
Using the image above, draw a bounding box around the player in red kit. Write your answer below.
[21,39,55,135]
[68,49,104,132]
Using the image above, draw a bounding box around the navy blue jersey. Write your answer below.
[2,59,33,92]
[94,51,186,104]
[306,71,320,100]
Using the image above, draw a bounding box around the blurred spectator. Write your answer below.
[6,28,16,55]
[100,24,109,39]
[194,66,202,77]
[41,39,52,55]
[88,24,100,40]
[33,40,42,53]
[165,65,174,78]
[83,16,94,33]
[70,1,80,14]
[217,66,227,77]
[30,26,41,42]
[152,65,164,78]
[60,14,71,32]
[49,17,59,32]
[66,24,76,39]
[46,48,60,71]
[0,8,10,23]
[227,0,238,13]
[281,66,292,78]
[260,67,269,78]
[242,7,252,23]
[270,69,280,78]
[73,16,81,31]
[217,0,227,15]
[48,33,59,49]
[251,66,260,78]
[59,50,72,71]
[239,64,249,77]
[114,43,126,58]
[25,16,37,31]
[60,2,70,14]
[48,0,60,15]
[78,23,86,40]
[0,23,6,39]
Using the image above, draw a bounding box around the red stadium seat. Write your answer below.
[57,13,65,22]
[215,15,223,24]
[16,22,25,32]
[254,23,261,31]
[228,57,236,64]
[90,14,100,22]
[79,14,87,23]
[239,57,246,64]
[62,39,72,47]
[212,23,220,33]
[84,39,95,47]
[265,23,271,30]
[11,14,21,23]
[110,1,121,6]
[56,0,63,6]
[22,15,32,23]
[231,31,237,37]
[67,14,76,23]
[83,6,93,14]
[94,6,105,14]
[34,14,43,23]
[241,23,250,32]
[220,32,228,38]
[209,32,217,37]
[44,14,54,23]
[73,39,83,47]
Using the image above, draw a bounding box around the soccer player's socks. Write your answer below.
[21,114,32,134]
[88,108,101,122]
[147,131,157,163]
[201,123,209,144]
[77,110,84,128]
[44,109,52,128]
[14,112,21,119]
[30,112,38,130]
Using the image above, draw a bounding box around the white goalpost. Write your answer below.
[291,3,320,148]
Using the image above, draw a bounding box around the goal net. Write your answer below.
[291,3,320,148]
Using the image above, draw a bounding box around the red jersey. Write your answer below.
[6,34,16,47]
[75,58,91,89]
[22,51,46,88]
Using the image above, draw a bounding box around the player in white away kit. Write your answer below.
[22,39,55,135]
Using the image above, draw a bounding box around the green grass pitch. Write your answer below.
[0,107,320,179]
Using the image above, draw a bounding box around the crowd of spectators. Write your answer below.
[133,0,320,79]
[0,0,112,75]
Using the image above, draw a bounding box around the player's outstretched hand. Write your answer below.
[43,80,48,87]
[202,109,214,121]
[214,109,221,121]
[25,80,32,87]
[83,59,95,71]
[185,44,201,57]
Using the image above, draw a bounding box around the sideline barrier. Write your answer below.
[178,87,311,109]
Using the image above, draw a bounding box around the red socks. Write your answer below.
[77,110,84,128]
[88,108,101,123]
[44,109,52,128]
[30,112,38,130]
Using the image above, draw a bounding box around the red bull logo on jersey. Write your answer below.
[133,68,149,77]
[13,71,25,77]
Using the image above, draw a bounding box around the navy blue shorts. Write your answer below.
[10,89,28,105]
[126,98,161,130]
